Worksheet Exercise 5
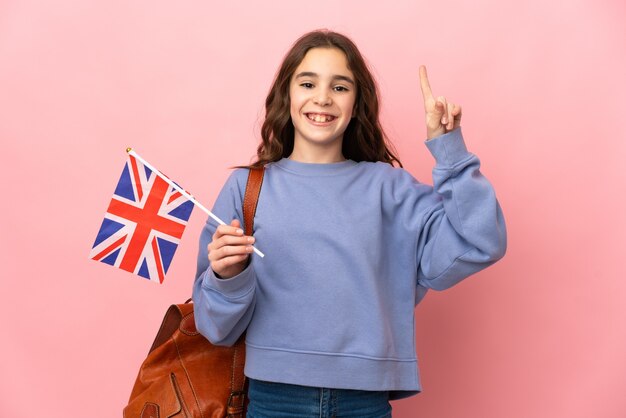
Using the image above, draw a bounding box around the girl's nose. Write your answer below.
[313,91,332,106]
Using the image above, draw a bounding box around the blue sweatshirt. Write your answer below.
[193,128,506,399]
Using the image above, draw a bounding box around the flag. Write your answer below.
[90,153,194,283]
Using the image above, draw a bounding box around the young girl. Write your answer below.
[193,30,506,418]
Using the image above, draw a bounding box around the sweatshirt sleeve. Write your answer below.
[415,127,507,291]
[192,169,257,346]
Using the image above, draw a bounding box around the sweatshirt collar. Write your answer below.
[274,158,357,176]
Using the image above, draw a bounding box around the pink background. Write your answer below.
[1,1,625,417]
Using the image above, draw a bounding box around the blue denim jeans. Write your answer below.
[247,378,392,418]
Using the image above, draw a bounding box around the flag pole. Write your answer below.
[126,148,264,258]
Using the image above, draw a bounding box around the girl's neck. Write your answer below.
[288,142,345,164]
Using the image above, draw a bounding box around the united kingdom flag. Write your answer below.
[90,153,194,283]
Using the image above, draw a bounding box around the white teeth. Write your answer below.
[308,114,333,123]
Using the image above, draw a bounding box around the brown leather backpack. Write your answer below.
[123,167,264,418]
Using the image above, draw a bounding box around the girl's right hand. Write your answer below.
[208,219,255,279]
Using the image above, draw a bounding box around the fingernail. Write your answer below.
[246,246,253,252]
[236,229,243,235]
[248,237,255,243]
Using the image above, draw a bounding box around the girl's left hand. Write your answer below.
[419,65,462,140]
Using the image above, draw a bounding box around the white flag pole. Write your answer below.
[126,148,264,258]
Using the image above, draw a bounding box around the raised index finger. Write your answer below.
[419,65,434,102]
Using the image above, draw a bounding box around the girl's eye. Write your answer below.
[300,82,314,88]
[334,86,349,92]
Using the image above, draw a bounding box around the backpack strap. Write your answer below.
[242,167,265,236]
[227,344,247,417]
[228,166,264,418]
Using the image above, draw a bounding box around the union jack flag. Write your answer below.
[90,153,194,283]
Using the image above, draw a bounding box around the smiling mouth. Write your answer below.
[305,113,336,123]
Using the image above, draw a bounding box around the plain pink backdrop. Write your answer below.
[1,1,625,417]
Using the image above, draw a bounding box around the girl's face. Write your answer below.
[288,47,356,161]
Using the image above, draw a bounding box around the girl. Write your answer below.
[193,30,506,418]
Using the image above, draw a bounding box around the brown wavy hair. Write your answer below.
[242,29,402,168]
